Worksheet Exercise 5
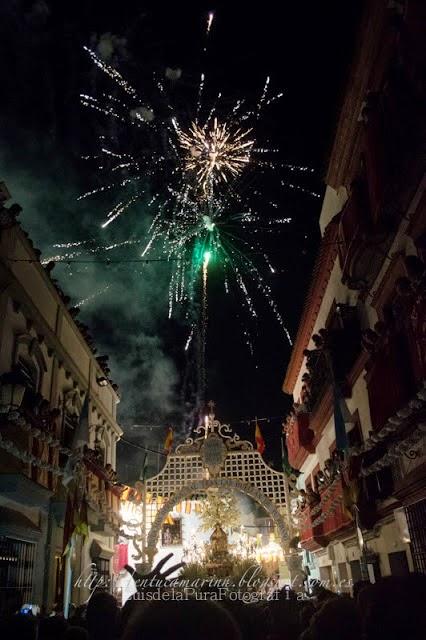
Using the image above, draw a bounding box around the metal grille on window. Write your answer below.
[93,558,111,590]
[0,536,36,608]
[405,498,426,574]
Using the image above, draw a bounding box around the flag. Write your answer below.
[63,492,76,555]
[176,502,182,513]
[164,426,174,454]
[255,422,265,455]
[185,500,191,514]
[74,498,89,541]
[139,453,148,482]
[325,348,351,452]
[333,385,350,451]
[113,543,129,573]
[63,494,89,556]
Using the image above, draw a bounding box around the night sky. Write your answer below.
[0,1,363,477]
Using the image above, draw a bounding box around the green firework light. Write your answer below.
[191,212,222,271]
[148,193,292,353]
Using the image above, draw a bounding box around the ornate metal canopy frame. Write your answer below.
[143,409,291,564]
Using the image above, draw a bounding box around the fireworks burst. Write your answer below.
[173,117,255,197]
[69,12,321,407]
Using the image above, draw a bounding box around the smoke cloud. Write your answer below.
[0,140,181,439]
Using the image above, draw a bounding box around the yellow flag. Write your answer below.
[164,427,174,454]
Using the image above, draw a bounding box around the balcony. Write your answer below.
[84,451,122,535]
[286,412,315,470]
[298,504,328,552]
[0,388,61,493]
[320,477,353,539]
[338,179,393,291]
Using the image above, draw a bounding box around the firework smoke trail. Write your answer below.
[200,249,211,400]
[198,11,215,118]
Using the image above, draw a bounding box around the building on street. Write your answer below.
[282,0,425,590]
[0,185,123,612]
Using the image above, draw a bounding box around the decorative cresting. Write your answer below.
[144,406,289,564]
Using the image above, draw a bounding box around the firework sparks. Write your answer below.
[137,190,293,356]
[206,12,214,36]
[76,285,111,307]
[174,118,255,196]
[83,46,137,97]
[75,11,323,375]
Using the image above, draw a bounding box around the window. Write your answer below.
[17,357,40,410]
[0,537,36,610]
[13,335,47,398]
[93,558,111,591]
[338,562,351,593]
[405,498,426,574]
[350,559,362,583]
[388,551,409,577]
[62,412,79,450]
[319,565,334,590]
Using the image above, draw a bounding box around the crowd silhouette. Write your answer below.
[1,556,425,640]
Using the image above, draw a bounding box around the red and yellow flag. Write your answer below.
[164,426,174,454]
[255,422,265,455]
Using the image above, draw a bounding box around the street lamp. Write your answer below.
[0,369,28,414]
